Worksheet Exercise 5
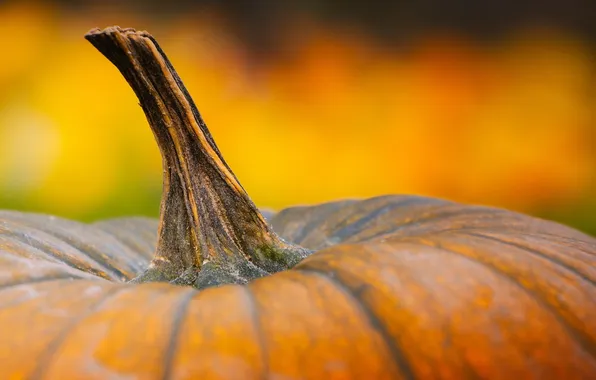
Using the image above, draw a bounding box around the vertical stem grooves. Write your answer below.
[85,27,309,289]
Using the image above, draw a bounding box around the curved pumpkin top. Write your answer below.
[2,198,595,379]
[0,26,595,380]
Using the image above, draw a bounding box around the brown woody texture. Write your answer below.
[0,27,594,379]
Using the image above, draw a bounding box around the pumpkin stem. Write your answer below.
[85,27,309,289]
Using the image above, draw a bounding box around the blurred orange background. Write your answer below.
[0,1,594,235]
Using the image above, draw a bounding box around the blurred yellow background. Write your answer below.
[0,1,594,234]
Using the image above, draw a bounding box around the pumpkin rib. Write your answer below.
[325,196,436,243]
[0,280,107,316]
[423,228,596,255]
[92,224,154,261]
[28,286,131,380]
[0,216,138,281]
[0,257,106,290]
[0,212,147,279]
[0,233,64,263]
[280,201,359,245]
[508,232,596,254]
[93,218,159,259]
[0,273,87,293]
[245,270,403,378]
[241,284,269,380]
[160,288,199,380]
[298,242,596,377]
[294,267,417,380]
[461,230,596,271]
[354,206,507,243]
[2,235,114,280]
[0,222,116,280]
[455,230,596,286]
[95,217,160,239]
[92,219,156,259]
[410,237,596,361]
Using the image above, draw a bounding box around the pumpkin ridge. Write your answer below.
[454,230,596,286]
[298,196,397,238]
[451,229,596,269]
[160,288,198,380]
[286,201,359,245]
[522,234,596,257]
[294,267,416,380]
[418,227,596,250]
[414,233,596,329]
[297,241,596,377]
[0,232,65,263]
[28,286,131,380]
[0,222,116,280]
[32,230,138,281]
[0,214,140,280]
[531,235,596,253]
[357,206,508,242]
[409,237,596,360]
[0,273,88,293]
[241,285,269,380]
[499,231,596,251]
[0,280,110,315]
[441,220,596,243]
[93,223,155,260]
[93,217,160,259]
[326,196,441,243]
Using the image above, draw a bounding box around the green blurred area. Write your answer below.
[0,1,594,236]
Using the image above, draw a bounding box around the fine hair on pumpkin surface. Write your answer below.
[0,26,594,379]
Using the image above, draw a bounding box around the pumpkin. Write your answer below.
[0,26,594,380]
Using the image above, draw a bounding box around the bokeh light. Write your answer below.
[0,1,594,235]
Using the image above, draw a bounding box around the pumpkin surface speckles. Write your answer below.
[0,26,595,379]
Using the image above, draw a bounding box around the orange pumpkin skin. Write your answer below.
[1,195,595,379]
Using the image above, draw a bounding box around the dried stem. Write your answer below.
[85,26,309,289]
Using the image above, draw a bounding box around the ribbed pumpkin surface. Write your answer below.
[1,195,595,379]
